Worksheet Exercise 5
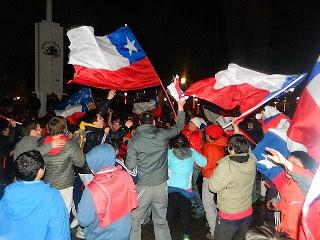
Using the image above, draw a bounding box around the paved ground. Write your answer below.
[72,199,269,240]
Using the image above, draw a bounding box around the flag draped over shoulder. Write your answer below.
[288,56,320,162]
[67,26,161,91]
[185,64,305,113]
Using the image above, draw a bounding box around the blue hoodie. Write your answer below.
[77,144,132,240]
[0,180,70,240]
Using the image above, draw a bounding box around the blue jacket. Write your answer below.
[0,180,70,240]
[168,148,207,190]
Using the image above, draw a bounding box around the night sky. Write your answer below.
[1,0,320,95]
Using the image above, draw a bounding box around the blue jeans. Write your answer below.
[190,165,205,215]
[214,215,253,240]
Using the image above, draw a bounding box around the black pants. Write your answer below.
[167,192,190,235]
[214,215,253,240]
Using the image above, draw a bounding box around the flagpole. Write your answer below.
[159,80,177,118]
[222,74,306,129]
[0,115,22,125]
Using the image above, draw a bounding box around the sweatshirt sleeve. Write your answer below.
[78,188,96,228]
[288,165,314,195]
[160,111,185,139]
[208,157,230,193]
[126,139,138,170]
[69,140,85,168]
[192,149,207,167]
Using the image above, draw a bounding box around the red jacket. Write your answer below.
[182,126,204,154]
[275,166,314,239]
[201,136,227,178]
[87,166,138,227]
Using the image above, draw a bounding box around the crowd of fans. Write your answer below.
[0,89,318,240]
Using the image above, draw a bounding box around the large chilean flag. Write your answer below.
[67,26,161,91]
[185,64,305,113]
[288,56,320,162]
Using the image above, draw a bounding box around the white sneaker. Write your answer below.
[70,218,79,229]
[75,226,85,239]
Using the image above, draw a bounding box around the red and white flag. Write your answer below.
[67,26,161,91]
[288,56,320,162]
[167,74,188,101]
[185,63,305,113]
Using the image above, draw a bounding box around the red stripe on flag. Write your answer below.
[185,78,270,113]
[288,89,320,162]
[69,57,161,91]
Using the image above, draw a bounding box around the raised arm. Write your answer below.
[160,98,186,139]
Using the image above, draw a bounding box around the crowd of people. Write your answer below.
[0,89,319,240]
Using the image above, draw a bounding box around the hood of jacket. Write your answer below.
[86,144,116,173]
[1,180,57,220]
[212,135,228,148]
[227,153,256,175]
[134,124,159,139]
[172,147,193,160]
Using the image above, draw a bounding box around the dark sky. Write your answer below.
[1,0,320,94]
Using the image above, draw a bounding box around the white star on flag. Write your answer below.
[258,159,277,169]
[124,37,137,55]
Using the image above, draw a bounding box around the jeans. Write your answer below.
[202,178,217,236]
[190,165,205,215]
[167,192,190,235]
[59,186,74,214]
[214,215,253,240]
[130,182,172,240]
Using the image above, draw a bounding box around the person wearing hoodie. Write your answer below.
[182,117,207,219]
[126,98,186,240]
[77,144,138,240]
[0,150,70,240]
[201,124,228,240]
[167,134,207,240]
[208,134,256,240]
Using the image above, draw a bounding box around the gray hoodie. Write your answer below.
[126,111,185,186]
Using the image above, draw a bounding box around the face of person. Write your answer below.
[2,127,10,136]
[188,121,198,132]
[94,114,104,128]
[35,123,42,137]
[112,119,121,131]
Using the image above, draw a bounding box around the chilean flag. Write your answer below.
[167,75,186,101]
[288,56,320,162]
[185,64,305,113]
[253,115,307,191]
[299,166,320,240]
[67,26,161,91]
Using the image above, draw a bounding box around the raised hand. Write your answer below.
[107,89,116,100]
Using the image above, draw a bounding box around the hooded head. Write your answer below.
[205,124,224,140]
[189,117,207,131]
[85,144,116,173]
